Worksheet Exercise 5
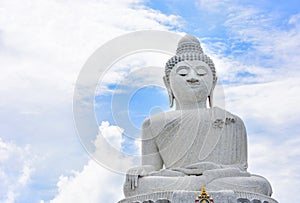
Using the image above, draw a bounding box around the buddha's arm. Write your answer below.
[126,118,163,190]
[227,116,248,171]
[215,116,248,171]
[141,118,163,170]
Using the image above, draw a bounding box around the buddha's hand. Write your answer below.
[173,162,221,175]
[126,165,155,190]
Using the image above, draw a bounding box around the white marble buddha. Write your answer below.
[123,35,272,198]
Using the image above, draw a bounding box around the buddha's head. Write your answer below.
[164,34,217,109]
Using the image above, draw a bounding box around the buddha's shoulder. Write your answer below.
[212,106,236,118]
[142,107,246,132]
[142,110,180,129]
[212,106,245,127]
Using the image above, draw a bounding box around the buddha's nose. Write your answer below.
[186,78,199,83]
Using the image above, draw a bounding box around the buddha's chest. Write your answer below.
[154,112,238,168]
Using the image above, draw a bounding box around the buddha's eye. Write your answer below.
[195,67,207,76]
[176,67,189,76]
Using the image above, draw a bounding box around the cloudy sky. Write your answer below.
[0,0,300,202]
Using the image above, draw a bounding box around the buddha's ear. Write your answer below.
[163,76,174,108]
[213,76,218,89]
[208,76,217,108]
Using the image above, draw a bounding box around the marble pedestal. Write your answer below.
[118,190,278,203]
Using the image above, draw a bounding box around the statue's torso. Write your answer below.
[146,107,246,169]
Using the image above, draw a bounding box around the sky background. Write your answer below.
[0,0,300,202]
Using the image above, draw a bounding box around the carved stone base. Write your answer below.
[118,190,278,203]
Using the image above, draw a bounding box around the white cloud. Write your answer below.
[0,0,182,111]
[197,2,300,85]
[223,7,300,78]
[196,0,235,12]
[95,48,175,96]
[0,0,182,202]
[93,122,140,173]
[49,159,124,203]
[248,136,300,202]
[133,139,142,154]
[49,121,140,203]
[205,52,273,84]
[288,13,300,25]
[224,78,300,128]
[221,72,300,202]
[98,121,124,151]
[0,138,34,203]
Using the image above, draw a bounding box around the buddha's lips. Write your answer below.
[186,81,201,87]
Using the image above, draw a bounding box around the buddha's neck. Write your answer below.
[175,100,207,110]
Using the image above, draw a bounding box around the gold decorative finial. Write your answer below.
[200,185,210,199]
[195,186,214,203]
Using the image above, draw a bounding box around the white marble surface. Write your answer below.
[119,190,278,203]
[123,34,275,200]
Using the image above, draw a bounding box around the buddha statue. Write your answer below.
[123,34,272,198]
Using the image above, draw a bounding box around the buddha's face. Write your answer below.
[169,60,214,106]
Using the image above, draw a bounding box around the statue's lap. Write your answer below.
[124,174,272,197]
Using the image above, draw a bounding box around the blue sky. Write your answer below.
[0,0,299,202]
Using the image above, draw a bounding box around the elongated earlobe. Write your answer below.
[168,92,174,108]
[208,77,218,108]
[163,76,174,108]
[208,94,213,108]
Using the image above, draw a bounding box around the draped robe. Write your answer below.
[150,107,247,170]
[124,107,272,197]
